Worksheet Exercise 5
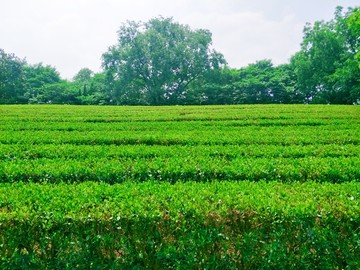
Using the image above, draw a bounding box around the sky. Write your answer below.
[1,0,359,79]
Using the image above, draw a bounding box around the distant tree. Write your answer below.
[73,69,108,105]
[24,63,61,103]
[0,49,26,103]
[187,61,296,105]
[187,67,238,104]
[336,7,360,104]
[102,17,225,105]
[346,7,360,64]
[232,60,294,104]
[234,60,274,103]
[275,64,299,103]
[35,81,79,104]
[73,68,94,83]
[73,67,94,99]
[291,6,360,104]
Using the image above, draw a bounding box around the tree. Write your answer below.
[186,61,296,105]
[73,68,94,99]
[291,6,360,104]
[338,7,360,104]
[186,67,239,105]
[24,63,61,103]
[232,60,294,104]
[102,17,225,105]
[73,68,94,83]
[35,81,79,104]
[0,49,26,103]
[73,69,108,105]
[346,7,360,63]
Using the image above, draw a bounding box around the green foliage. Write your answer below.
[233,60,296,104]
[348,8,360,65]
[187,62,297,105]
[24,63,63,103]
[0,181,359,268]
[188,67,239,104]
[72,69,108,105]
[0,104,359,267]
[0,49,26,103]
[102,17,226,105]
[24,63,61,90]
[291,6,360,104]
[1,7,359,105]
[73,68,94,83]
[0,49,108,105]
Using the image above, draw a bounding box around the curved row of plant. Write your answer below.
[1,104,358,121]
[1,127,359,146]
[1,104,359,268]
[2,143,359,160]
[0,181,359,269]
[1,156,359,183]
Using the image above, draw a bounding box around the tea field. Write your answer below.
[0,104,359,268]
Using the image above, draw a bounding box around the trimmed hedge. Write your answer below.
[1,104,359,268]
[0,181,359,269]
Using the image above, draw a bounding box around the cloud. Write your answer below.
[0,0,358,79]
[180,11,304,67]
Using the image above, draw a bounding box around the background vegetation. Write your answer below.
[1,6,359,105]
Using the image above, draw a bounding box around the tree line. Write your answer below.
[1,6,359,105]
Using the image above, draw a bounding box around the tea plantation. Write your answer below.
[0,105,359,268]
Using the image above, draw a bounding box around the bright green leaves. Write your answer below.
[291,7,360,104]
[0,104,359,267]
[102,17,225,105]
[0,181,359,268]
[1,104,359,184]
[0,49,26,103]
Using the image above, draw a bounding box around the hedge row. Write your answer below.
[1,156,359,183]
[0,181,359,269]
[1,104,358,120]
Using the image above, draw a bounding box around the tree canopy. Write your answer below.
[0,49,26,103]
[102,17,225,105]
[291,6,360,104]
[0,7,359,105]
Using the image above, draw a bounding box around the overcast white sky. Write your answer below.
[1,0,359,79]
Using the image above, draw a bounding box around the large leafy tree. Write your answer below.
[102,17,225,105]
[187,61,296,105]
[188,67,239,105]
[24,63,62,102]
[337,7,360,104]
[291,7,360,104]
[232,60,295,104]
[73,68,94,83]
[0,49,26,103]
[73,68,108,105]
[73,67,94,101]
